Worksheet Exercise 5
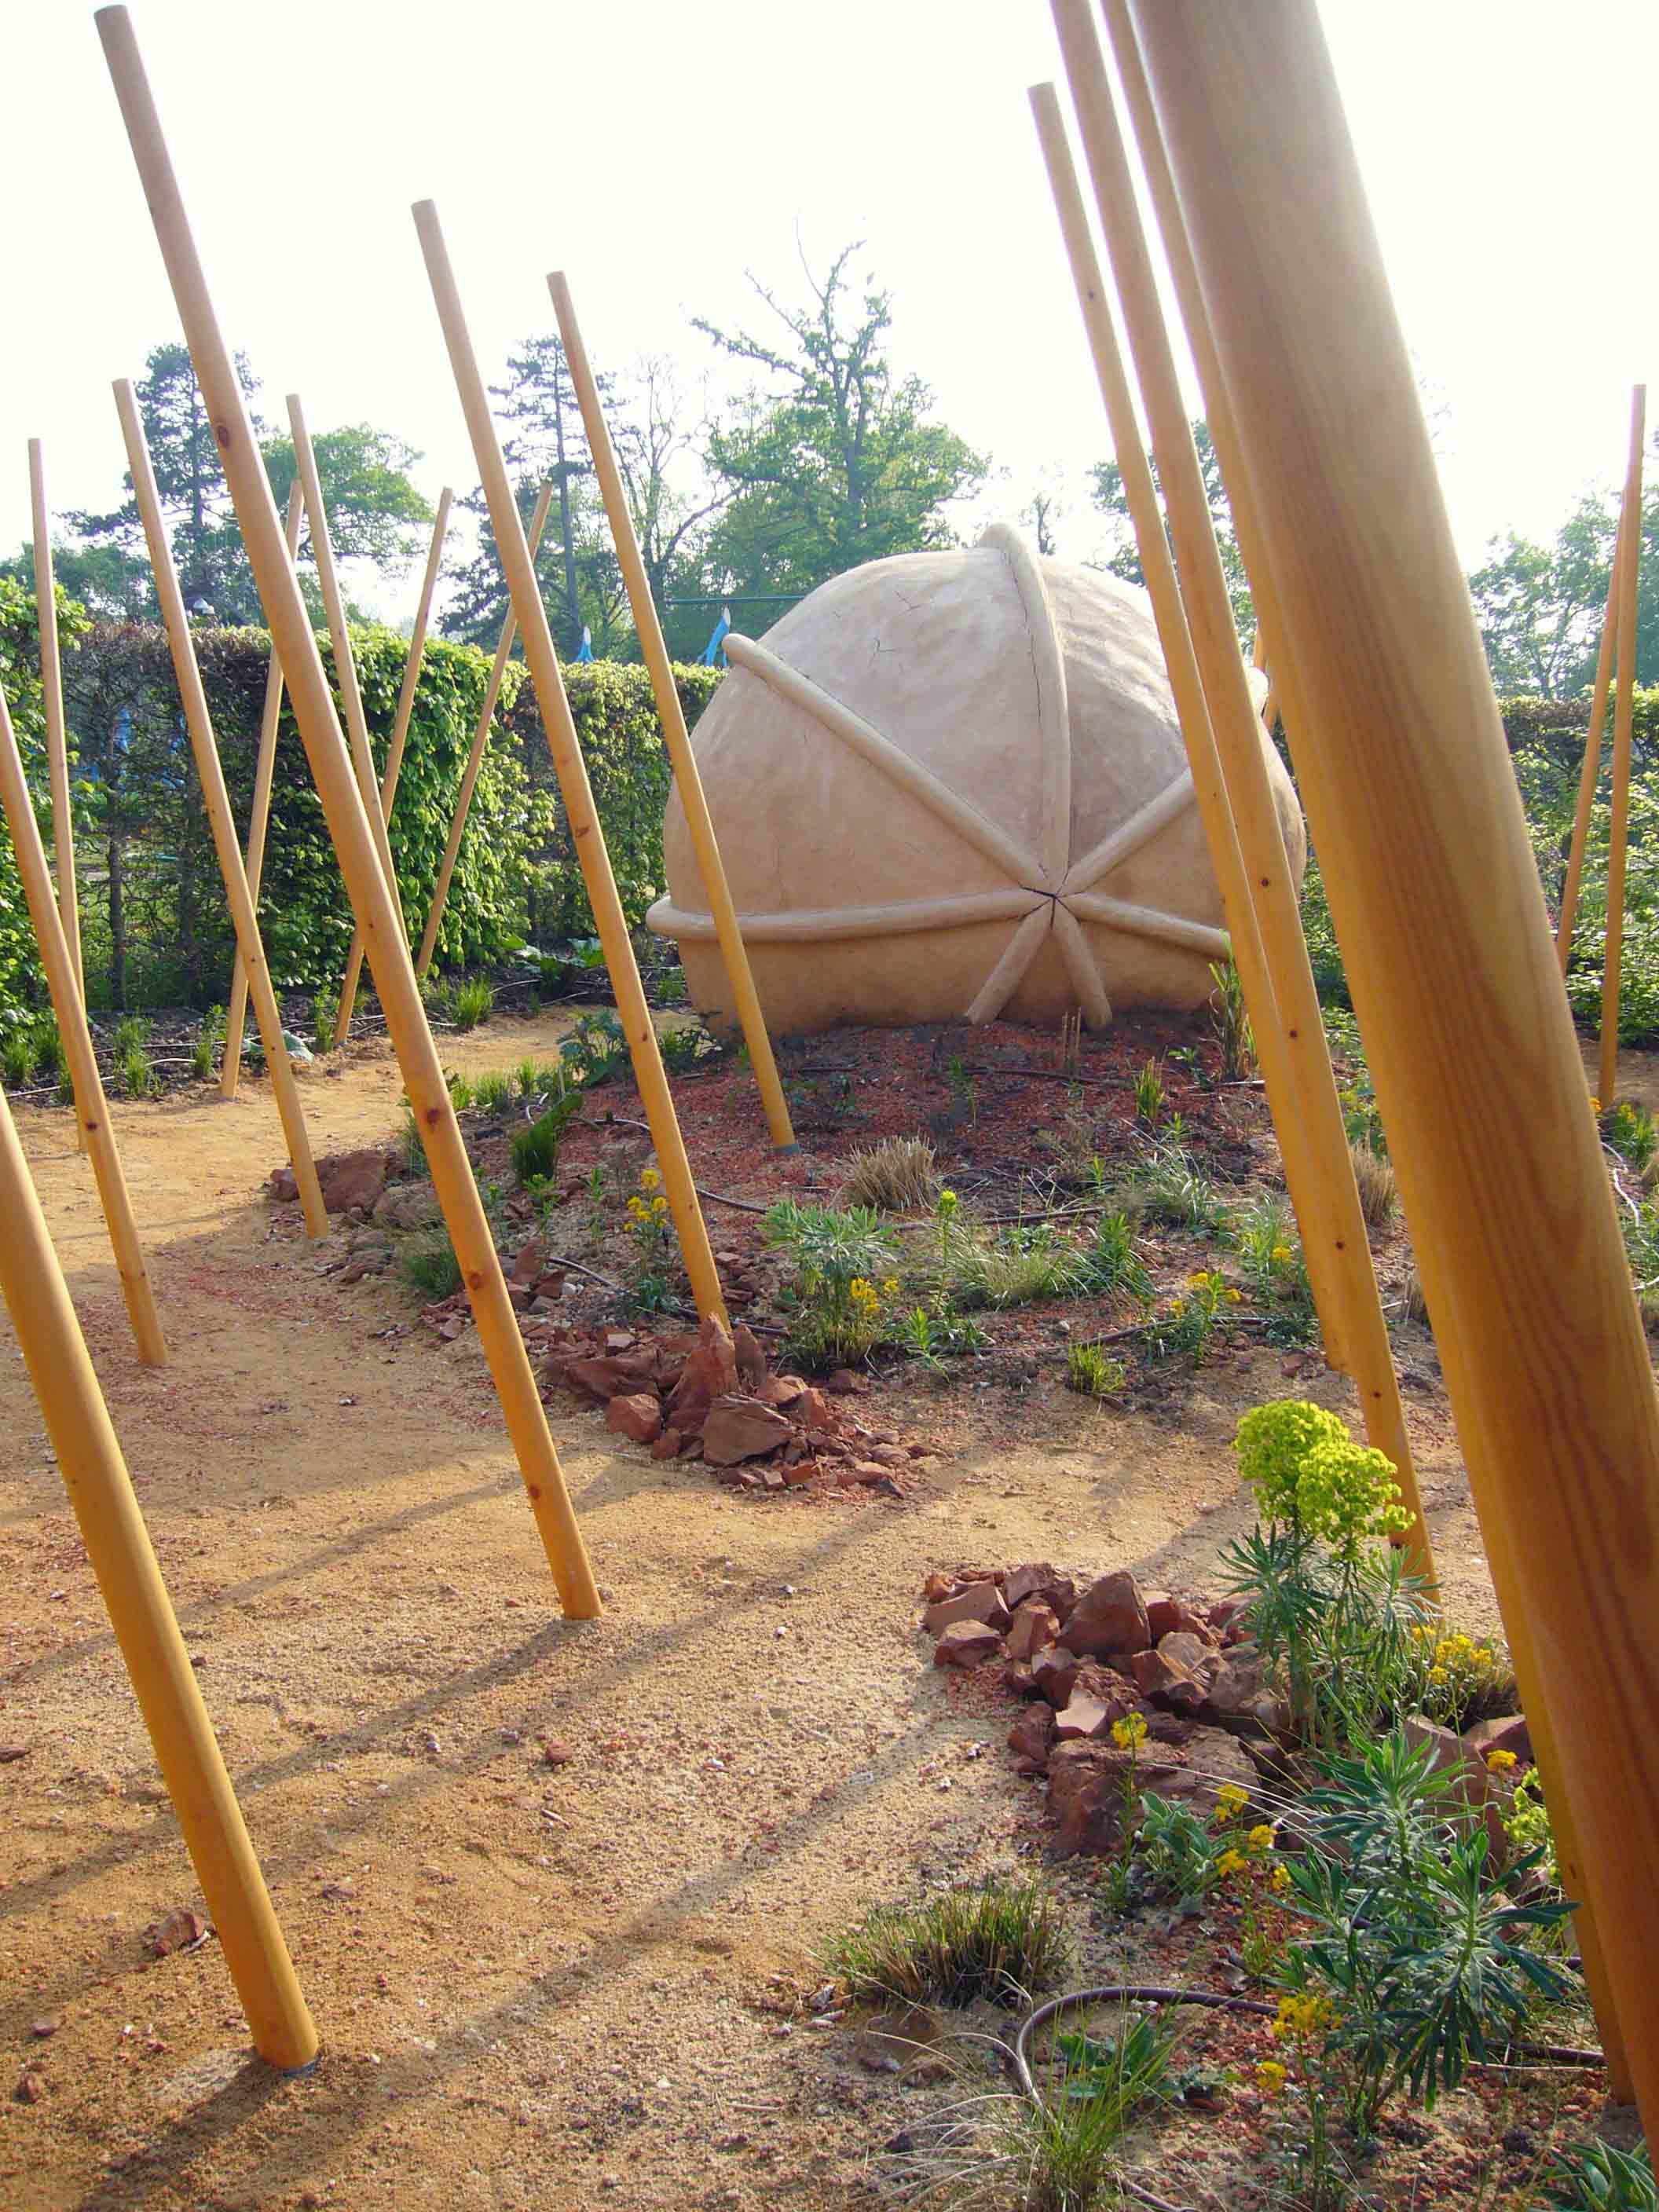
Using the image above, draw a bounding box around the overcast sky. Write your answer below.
[4,1,1654,618]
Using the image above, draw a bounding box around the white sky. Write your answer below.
[4,0,1654,618]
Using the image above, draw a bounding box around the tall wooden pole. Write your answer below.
[29,443,82,1009]
[97,5,601,1621]
[1599,386,1646,1109]
[548,274,796,1152]
[1131,0,1659,2124]
[1103,0,1628,2092]
[287,395,401,905]
[0,679,168,1366]
[413,201,726,1327]
[1555,481,1628,976]
[1050,0,1433,1580]
[334,488,453,1042]
[0,1080,313,2067]
[1027,83,1350,1375]
[223,481,304,1100]
[415,484,554,980]
[116,380,329,1243]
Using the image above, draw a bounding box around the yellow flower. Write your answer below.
[1273,1991,1335,2042]
[1215,1848,1248,1880]
[1427,1666,1448,1684]
[1225,1286,1243,1302]
[1485,1747,1518,1774]
[1214,1783,1249,1823]
[881,1277,899,1298]
[1246,1822,1276,1858]
[1168,1298,1185,1319]
[650,1196,668,1217]
[1270,1862,1291,1894]
[1255,2059,1287,2097]
[639,1167,661,1191]
[1111,1712,1148,1752]
[1270,1243,1293,1264]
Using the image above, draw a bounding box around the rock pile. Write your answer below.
[541,1313,933,1498]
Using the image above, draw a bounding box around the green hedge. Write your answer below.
[0,594,725,1026]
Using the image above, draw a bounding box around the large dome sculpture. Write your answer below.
[646,525,1304,1035]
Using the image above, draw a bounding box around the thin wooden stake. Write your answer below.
[287,394,401,905]
[30,442,86,1155]
[413,200,726,1327]
[1104,0,1626,2089]
[334,488,453,1042]
[223,481,304,1100]
[115,379,329,1242]
[1052,0,1434,1583]
[97,4,601,1620]
[0,1081,313,2067]
[1599,386,1646,1110]
[548,273,797,1152]
[1555,473,1628,975]
[0,677,167,1365]
[1130,0,1659,2125]
[415,484,554,980]
[1028,82,1351,1376]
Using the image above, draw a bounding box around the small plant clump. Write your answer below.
[190,1003,225,1079]
[451,976,495,1032]
[1,1029,34,1086]
[1349,1137,1398,1225]
[762,1197,902,1369]
[510,1087,583,1186]
[657,1023,709,1073]
[31,1013,67,1084]
[1603,1097,1659,1176]
[397,1225,463,1301]
[1133,1057,1165,1126]
[827,1875,1069,2010]
[623,1166,677,1311]
[472,1068,513,1116]
[310,990,338,1057]
[836,1134,938,1214]
[1079,1211,1152,1309]
[1233,1196,1318,1344]
[1065,1340,1127,1400]
[1142,1269,1238,1368]
[1209,955,1254,1080]
[1544,2139,1656,2212]
[113,1015,156,1098]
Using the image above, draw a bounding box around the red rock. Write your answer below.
[510,1239,548,1286]
[14,2068,45,2104]
[921,1571,958,1605]
[758,1374,808,1408]
[782,1459,820,1487]
[27,2018,57,2039]
[566,1356,635,1402]
[1053,1683,1127,1741]
[934,1621,1003,1668]
[795,1387,832,1427]
[602,1328,637,1353]
[1001,1562,1077,1621]
[824,1369,861,1395]
[1048,1727,1258,1858]
[1031,1649,1082,1707]
[760,1468,786,1492]
[923,1584,1012,1637]
[1207,1598,1252,1642]
[146,1907,208,1956]
[1199,1655,1265,1727]
[701,1393,793,1467]
[650,1429,682,1461]
[542,1738,575,1767]
[732,1325,767,1391]
[1130,1636,1215,1713]
[605,1392,664,1445]
[849,1459,900,1486]
[532,1271,566,1301]
[1008,1701,1057,1774]
[1060,1570,1151,1660]
[1006,1600,1061,1664]
[665,1315,740,1429]
[1147,1593,1213,1643]
[316,1147,390,1215]
[1464,1714,1532,1765]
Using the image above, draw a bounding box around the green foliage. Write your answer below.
[826,1875,1069,2010]
[1209,955,1254,1080]
[1142,1270,1236,1368]
[1065,1341,1127,1401]
[118,1040,156,1097]
[657,1022,709,1073]
[190,1004,224,1080]
[310,991,338,1058]
[1122,1139,1227,1234]
[1545,2141,1657,2212]
[1,1030,33,1086]
[558,1009,629,1087]
[1232,1198,1319,1346]
[450,976,494,1031]
[762,1198,902,1369]
[948,1224,1086,1311]
[510,1090,583,1185]
[1604,1097,1658,1174]
[1408,1624,1518,1731]
[836,1134,937,1214]
[473,1069,513,1116]
[397,1098,430,1177]
[1004,2012,1174,2207]
[1236,1399,1411,1558]
[1079,1212,1152,1309]
[397,1225,463,1302]
[31,1013,65,1082]
[1132,1057,1164,1126]
[1126,1792,1229,1906]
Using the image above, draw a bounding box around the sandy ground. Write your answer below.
[0,1012,1506,2212]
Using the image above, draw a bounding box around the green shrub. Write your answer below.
[657,1022,708,1073]
[1080,1212,1152,1307]
[762,1199,903,1369]
[189,1005,224,1080]
[1232,1196,1318,1345]
[118,1041,156,1097]
[473,1069,513,1116]
[451,976,494,1031]
[1605,1097,1658,1174]
[311,990,338,1057]
[2,1031,34,1086]
[826,1876,1069,2009]
[397,1225,463,1301]
[1544,2140,1656,2212]
[510,1090,583,1185]
[1066,1341,1127,1399]
[1209,955,1254,1079]
[1133,1057,1164,1126]
[950,1226,1086,1310]
[31,1013,65,1082]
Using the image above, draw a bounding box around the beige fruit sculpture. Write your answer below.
[646,525,1303,1034]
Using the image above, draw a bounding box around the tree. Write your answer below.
[694,242,988,599]
[67,342,434,625]
[1090,417,1254,634]
[0,540,152,624]
[1466,466,1659,698]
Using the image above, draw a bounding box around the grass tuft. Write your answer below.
[837,1134,939,1214]
[510,1089,583,1185]
[397,1225,463,1301]
[1066,1342,1127,1400]
[473,1069,513,1116]
[1350,1138,1398,1226]
[826,1876,1070,2012]
[451,976,494,1032]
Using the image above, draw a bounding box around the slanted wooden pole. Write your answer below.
[416,484,553,980]
[31,443,87,1155]
[1599,386,1646,1110]
[1028,82,1350,1377]
[334,488,452,1042]
[223,481,305,1100]
[287,394,401,906]
[97,4,601,1621]
[414,201,726,1327]
[548,275,796,1152]
[1104,0,1627,2088]
[1555,476,1628,976]
[0,679,168,1365]
[115,379,329,1242]
[1051,0,1434,1583]
[0,1080,313,2067]
[1132,0,1659,2123]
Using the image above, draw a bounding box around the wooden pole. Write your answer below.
[97,5,602,1621]
[1555,485,1628,976]
[1028,82,1351,1377]
[223,482,305,1100]
[334,487,453,1042]
[1599,386,1646,1110]
[548,275,797,1152]
[0,679,168,1366]
[116,380,330,1242]
[413,201,727,1328]
[287,394,401,905]
[0,1080,313,2067]
[415,484,555,980]
[1103,0,1628,2089]
[1131,0,1659,2123]
[30,443,82,1008]
[1052,0,1434,1582]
